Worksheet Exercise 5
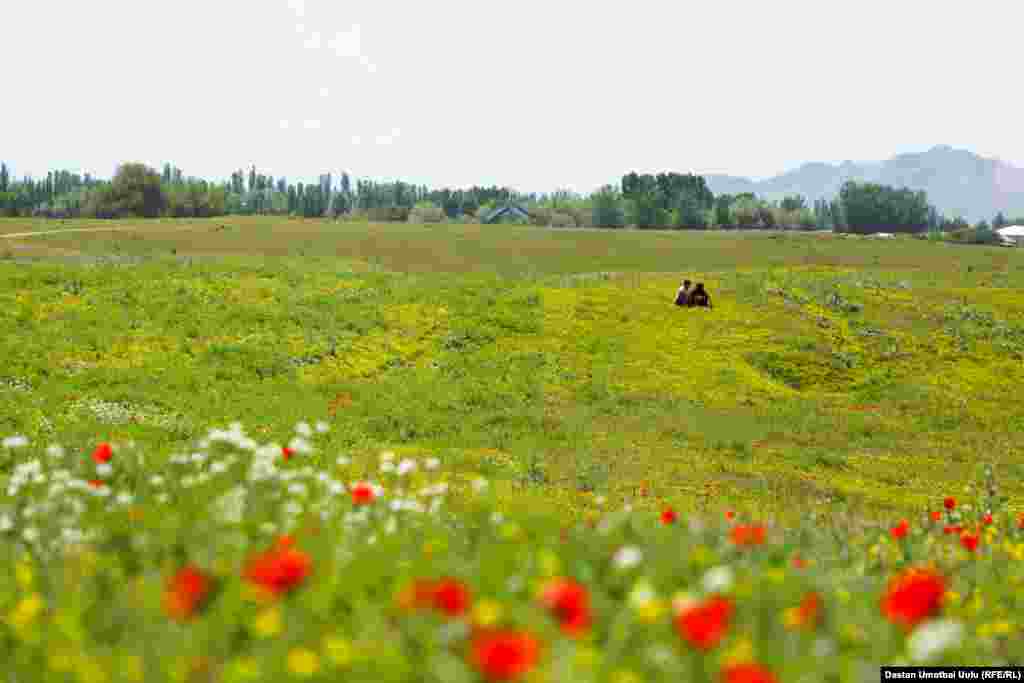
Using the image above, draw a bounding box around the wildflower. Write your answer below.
[730,524,767,547]
[2,435,29,449]
[725,510,736,521]
[539,578,592,636]
[960,532,980,553]
[295,422,313,437]
[323,636,354,667]
[88,479,105,489]
[398,577,472,618]
[1018,512,1024,530]
[469,629,541,681]
[907,619,964,663]
[252,605,283,637]
[943,525,963,536]
[162,565,214,621]
[891,519,910,540]
[675,595,733,650]
[930,511,942,522]
[702,566,735,594]
[243,536,312,598]
[287,648,320,677]
[472,599,503,628]
[396,459,417,476]
[982,513,994,525]
[7,592,44,630]
[471,477,489,494]
[660,507,678,525]
[881,567,946,631]
[425,457,441,470]
[783,592,823,631]
[792,554,808,570]
[315,421,329,433]
[722,662,780,683]
[92,442,113,464]
[613,546,643,571]
[350,482,375,505]
[944,497,956,511]
[282,446,295,461]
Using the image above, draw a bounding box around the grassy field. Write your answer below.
[3,216,1024,520]
[2,217,1024,679]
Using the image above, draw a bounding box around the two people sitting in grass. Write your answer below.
[674,279,712,309]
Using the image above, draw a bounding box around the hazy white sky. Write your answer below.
[5,0,1022,193]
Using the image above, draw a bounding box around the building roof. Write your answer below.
[482,205,532,224]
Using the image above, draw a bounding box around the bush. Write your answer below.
[408,207,446,224]
[367,207,411,222]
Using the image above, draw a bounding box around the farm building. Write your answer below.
[996,225,1024,245]
[482,205,532,224]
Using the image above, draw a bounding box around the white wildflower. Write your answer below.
[116,492,134,506]
[149,475,164,487]
[336,455,351,467]
[210,461,228,475]
[491,512,505,525]
[396,459,416,477]
[908,619,964,663]
[702,566,734,594]
[613,546,643,571]
[594,495,607,507]
[384,517,398,535]
[471,477,489,494]
[424,457,440,470]
[2,435,28,449]
[46,444,65,459]
[813,638,836,658]
[22,527,39,543]
[96,463,112,477]
[295,421,312,437]
[380,451,395,463]
[283,501,303,517]
[156,494,169,504]
[380,461,396,474]
[0,514,13,532]
[327,481,344,496]
[287,483,308,497]
[315,421,329,433]
[288,436,312,454]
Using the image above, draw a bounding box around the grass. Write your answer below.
[3,217,1024,521]
[4,216,1024,677]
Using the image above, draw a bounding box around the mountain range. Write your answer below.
[702,146,1024,223]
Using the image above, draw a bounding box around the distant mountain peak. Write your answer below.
[702,148,1024,222]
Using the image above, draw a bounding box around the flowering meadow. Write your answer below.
[3,222,1024,679]
[1,425,1023,682]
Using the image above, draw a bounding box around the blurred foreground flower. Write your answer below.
[397,577,471,618]
[730,524,766,547]
[881,567,946,631]
[722,662,780,683]
[244,535,312,599]
[92,442,113,464]
[539,578,592,637]
[675,595,733,650]
[469,629,541,681]
[162,565,214,621]
[907,618,964,663]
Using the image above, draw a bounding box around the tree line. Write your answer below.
[1,159,1020,235]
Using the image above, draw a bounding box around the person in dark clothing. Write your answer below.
[688,282,712,308]
[674,280,692,307]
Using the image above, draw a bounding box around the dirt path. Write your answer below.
[1,224,204,239]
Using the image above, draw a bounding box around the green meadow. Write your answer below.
[4,216,1024,522]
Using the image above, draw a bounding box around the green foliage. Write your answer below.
[839,180,930,234]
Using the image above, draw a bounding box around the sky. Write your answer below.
[5,0,1023,194]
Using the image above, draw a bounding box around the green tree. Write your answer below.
[591,185,625,228]
[0,162,8,193]
[107,162,166,217]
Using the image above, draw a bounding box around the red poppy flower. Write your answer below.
[890,519,910,540]
[350,482,375,506]
[92,442,113,464]
[792,554,807,569]
[722,663,780,683]
[930,511,942,522]
[162,565,214,621]
[880,567,945,631]
[88,479,105,489]
[960,532,980,553]
[943,497,956,511]
[281,446,294,461]
[725,510,736,521]
[787,592,823,630]
[539,578,592,636]
[982,513,993,525]
[730,524,766,547]
[1018,512,1024,530]
[433,578,472,617]
[660,507,678,525]
[943,525,963,536]
[243,537,312,598]
[675,595,733,650]
[469,629,541,681]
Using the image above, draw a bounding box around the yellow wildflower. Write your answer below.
[471,599,503,629]
[287,648,320,677]
[573,646,601,671]
[15,560,34,589]
[323,636,354,668]
[945,591,961,605]
[637,599,666,624]
[122,655,144,683]
[609,669,646,683]
[8,592,45,630]
[251,606,282,638]
[722,637,755,666]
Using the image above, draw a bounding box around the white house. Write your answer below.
[996,225,1024,245]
